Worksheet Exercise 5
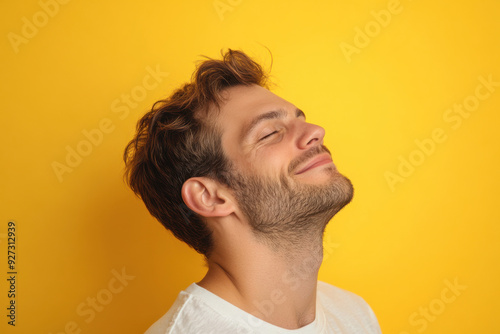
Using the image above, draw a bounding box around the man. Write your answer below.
[124,49,382,333]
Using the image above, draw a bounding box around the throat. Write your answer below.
[198,237,324,329]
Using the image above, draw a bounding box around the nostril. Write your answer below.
[307,138,318,145]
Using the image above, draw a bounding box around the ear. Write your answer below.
[181,177,235,218]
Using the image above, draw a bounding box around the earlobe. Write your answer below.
[181,177,235,218]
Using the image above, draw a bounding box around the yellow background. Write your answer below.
[1,0,499,333]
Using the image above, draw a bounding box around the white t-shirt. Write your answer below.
[145,281,382,334]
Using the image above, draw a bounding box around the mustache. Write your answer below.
[288,145,332,175]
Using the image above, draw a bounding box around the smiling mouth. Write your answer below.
[295,153,334,175]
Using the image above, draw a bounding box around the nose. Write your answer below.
[296,121,325,150]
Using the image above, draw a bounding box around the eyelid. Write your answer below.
[259,130,278,141]
[257,116,301,142]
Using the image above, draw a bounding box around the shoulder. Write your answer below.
[144,284,252,334]
[317,281,382,333]
[144,290,193,334]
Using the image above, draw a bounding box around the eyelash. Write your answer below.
[259,131,278,141]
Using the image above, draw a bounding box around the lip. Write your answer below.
[295,153,334,175]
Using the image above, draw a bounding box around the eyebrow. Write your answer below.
[242,108,305,141]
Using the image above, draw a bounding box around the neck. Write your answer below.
[198,225,324,330]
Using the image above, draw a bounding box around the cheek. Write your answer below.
[253,147,291,177]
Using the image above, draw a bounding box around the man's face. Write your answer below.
[215,84,353,247]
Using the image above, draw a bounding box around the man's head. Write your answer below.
[124,50,353,257]
[210,84,353,250]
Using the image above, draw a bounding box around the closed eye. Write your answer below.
[259,131,278,141]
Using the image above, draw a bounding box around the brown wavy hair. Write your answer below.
[123,49,269,256]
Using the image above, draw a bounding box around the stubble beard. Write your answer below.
[228,147,354,251]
